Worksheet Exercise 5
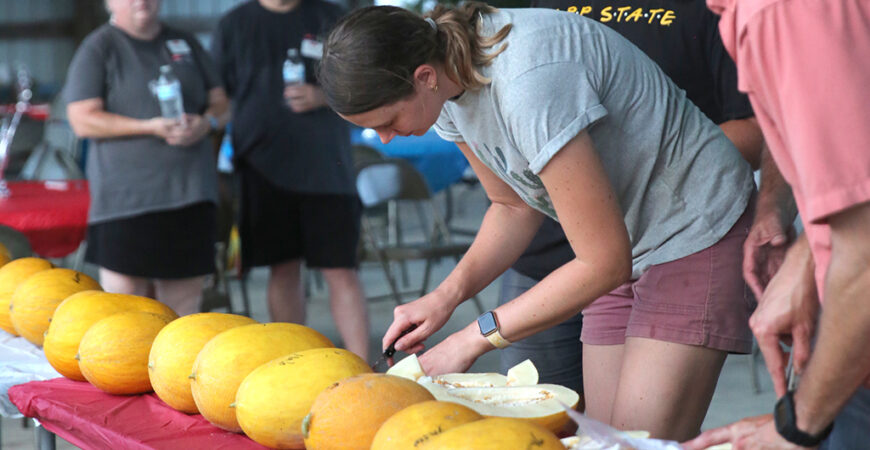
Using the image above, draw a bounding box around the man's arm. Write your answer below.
[794,202,870,434]
[719,116,764,170]
[750,232,818,397]
[743,145,798,299]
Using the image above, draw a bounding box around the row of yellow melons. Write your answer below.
[0,256,102,345]
[0,252,565,449]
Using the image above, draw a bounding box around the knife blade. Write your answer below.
[371,324,418,372]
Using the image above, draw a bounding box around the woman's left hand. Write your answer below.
[166,114,209,147]
[418,324,492,376]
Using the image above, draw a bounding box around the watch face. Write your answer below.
[477,311,498,335]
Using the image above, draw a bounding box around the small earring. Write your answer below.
[431,84,439,92]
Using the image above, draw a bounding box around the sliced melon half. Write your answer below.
[506,359,538,386]
[424,372,511,388]
[385,353,426,380]
[417,381,579,433]
[400,357,539,388]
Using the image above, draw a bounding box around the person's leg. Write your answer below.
[99,267,152,297]
[609,337,726,440]
[498,268,583,396]
[268,259,305,323]
[579,283,636,424]
[609,199,755,440]
[153,276,206,316]
[582,342,625,425]
[236,165,305,322]
[302,193,369,359]
[321,268,369,360]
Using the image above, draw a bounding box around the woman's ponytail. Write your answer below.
[319,2,511,115]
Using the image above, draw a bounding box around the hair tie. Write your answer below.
[424,17,437,30]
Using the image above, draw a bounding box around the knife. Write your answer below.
[371,324,418,372]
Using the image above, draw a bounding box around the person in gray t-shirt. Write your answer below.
[319,3,754,440]
[64,0,229,315]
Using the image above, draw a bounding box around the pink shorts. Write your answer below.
[581,199,755,354]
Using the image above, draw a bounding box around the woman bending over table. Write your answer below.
[319,3,755,441]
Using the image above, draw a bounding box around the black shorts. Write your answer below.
[85,202,216,279]
[238,167,361,270]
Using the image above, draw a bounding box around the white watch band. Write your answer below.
[485,330,511,349]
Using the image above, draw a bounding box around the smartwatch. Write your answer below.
[477,310,511,349]
[774,390,833,447]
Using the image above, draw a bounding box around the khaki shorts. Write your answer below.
[581,200,755,354]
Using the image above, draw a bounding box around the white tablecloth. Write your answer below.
[0,330,61,418]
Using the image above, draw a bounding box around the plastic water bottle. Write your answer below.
[283,49,305,86]
[152,65,184,120]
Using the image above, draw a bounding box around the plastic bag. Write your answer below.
[560,401,684,450]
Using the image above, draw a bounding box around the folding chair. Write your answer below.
[352,144,386,170]
[356,158,484,313]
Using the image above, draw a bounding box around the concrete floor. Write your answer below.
[0,183,777,449]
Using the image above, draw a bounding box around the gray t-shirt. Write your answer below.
[434,8,754,278]
[64,24,220,223]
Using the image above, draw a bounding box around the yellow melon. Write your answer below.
[235,348,373,449]
[302,373,436,450]
[77,310,174,394]
[148,312,257,413]
[425,417,564,449]
[44,291,178,381]
[190,323,334,432]
[10,268,101,345]
[370,401,483,450]
[0,257,54,335]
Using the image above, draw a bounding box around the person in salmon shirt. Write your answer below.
[685,1,870,448]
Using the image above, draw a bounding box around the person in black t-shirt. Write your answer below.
[497,0,794,438]
[212,0,370,360]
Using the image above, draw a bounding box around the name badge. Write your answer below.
[300,37,324,60]
[166,39,192,58]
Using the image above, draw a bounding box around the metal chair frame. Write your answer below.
[356,158,484,313]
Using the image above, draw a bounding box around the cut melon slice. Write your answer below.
[623,430,650,440]
[424,372,510,388]
[417,380,579,433]
[387,356,540,387]
[385,354,426,381]
[413,359,539,388]
[506,359,538,386]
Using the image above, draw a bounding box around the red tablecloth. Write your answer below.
[0,180,89,257]
[9,378,269,450]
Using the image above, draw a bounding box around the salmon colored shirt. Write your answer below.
[708,0,870,299]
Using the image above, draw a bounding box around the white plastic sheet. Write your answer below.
[561,401,685,450]
[0,330,61,418]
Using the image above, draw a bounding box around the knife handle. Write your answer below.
[384,323,418,358]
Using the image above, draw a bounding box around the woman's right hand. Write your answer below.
[149,117,181,141]
[382,289,458,361]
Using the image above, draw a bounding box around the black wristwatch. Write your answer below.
[773,390,834,447]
